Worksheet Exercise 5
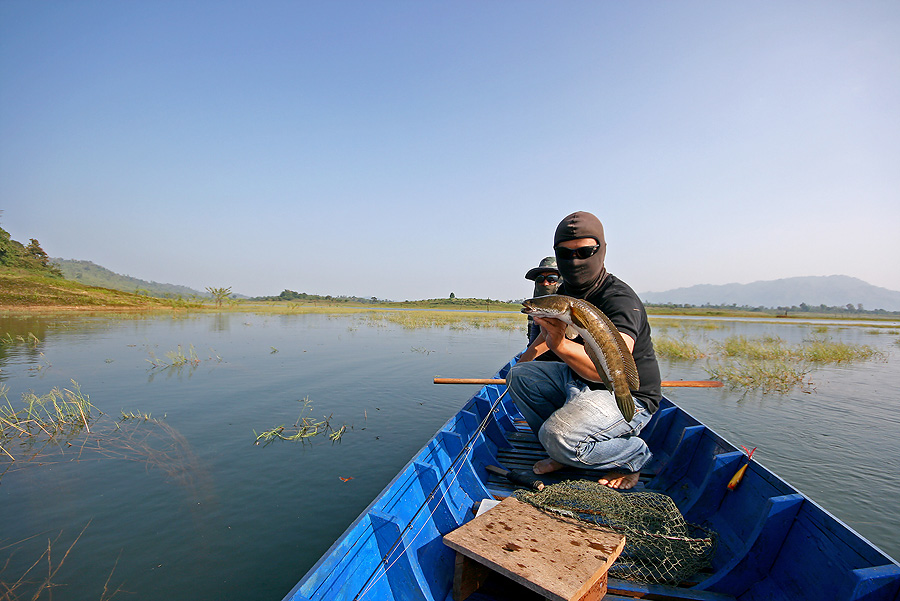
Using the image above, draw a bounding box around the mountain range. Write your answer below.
[52,258,209,299]
[640,275,900,312]
[51,259,900,312]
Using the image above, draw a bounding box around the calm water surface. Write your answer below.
[1,312,898,600]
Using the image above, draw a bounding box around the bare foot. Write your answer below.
[533,458,565,475]
[598,472,640,490]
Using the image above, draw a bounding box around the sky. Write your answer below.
[2,1,899,301]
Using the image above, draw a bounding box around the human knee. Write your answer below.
[537,413,578,459]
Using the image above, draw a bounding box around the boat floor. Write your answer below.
[486,425,658,497]
[478,423,735,601]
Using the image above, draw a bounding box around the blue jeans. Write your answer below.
[507,361,653,473]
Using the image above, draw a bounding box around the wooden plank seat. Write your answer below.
[443,497,626,601]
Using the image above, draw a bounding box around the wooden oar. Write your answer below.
[434,377,723,387]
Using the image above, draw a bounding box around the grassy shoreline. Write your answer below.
[2,266,898,323]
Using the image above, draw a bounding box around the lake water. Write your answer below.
[1,312,898,600]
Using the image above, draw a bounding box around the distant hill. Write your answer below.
[640,275,900,312]
[53,258,208,299]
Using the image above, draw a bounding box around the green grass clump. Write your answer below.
[798,336,880,362]
[146,344,201,369]
[720,335,791,361]
[653,335,706,360]
[1,381,96,460]
[705,360,811,393]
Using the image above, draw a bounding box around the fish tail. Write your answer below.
[615,391,636,422]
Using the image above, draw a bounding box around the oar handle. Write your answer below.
[434,377,723,388]
[434,378,508,385]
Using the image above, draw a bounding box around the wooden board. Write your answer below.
[443,497,625,601]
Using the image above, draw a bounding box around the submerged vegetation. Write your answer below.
[0,520,127,601]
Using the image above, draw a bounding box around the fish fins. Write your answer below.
[582,330,636,422]
[615,391,636,422]
[590,308,641,391]
[583,342,613,390]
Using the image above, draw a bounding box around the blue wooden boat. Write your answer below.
[284,358,900,601]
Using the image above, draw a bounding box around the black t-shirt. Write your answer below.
[535,274,662,413]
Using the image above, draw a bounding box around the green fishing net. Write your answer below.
[516,480,716,585]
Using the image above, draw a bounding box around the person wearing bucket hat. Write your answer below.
[524,257,561,345]
[508,211,662,490]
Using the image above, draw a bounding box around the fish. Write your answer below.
[521,294,640,421]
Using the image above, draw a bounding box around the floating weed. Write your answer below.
[254,397,346,446]
[121,410,164,422]
[329,425,346,442]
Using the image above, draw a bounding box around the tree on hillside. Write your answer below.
[26,239,51,267]
[0,226,18,266]
[206,286,232,307]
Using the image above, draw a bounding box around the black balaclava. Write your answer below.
[553,211,608,299]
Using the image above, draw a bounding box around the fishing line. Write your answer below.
[352,386,510,601]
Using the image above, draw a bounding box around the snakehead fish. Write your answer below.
[521,294,640,421]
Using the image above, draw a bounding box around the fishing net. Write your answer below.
[516,480,716,585]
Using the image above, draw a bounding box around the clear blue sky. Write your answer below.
[2,1,898,300]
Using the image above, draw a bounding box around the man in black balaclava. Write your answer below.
[508,211,662,489]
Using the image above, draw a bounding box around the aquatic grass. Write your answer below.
[719,335,792,361]
[798,335,881,363]
[0,331,40,347]
[705,359,813,393]
[0,381,96,446]
[1,384,194,487]
[653,334,706,360]
[652,327,886,393]
[146,344,201,369]
[649,318,722,331]
[360,310,525,332]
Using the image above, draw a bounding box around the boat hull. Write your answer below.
[284,359,900,601]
